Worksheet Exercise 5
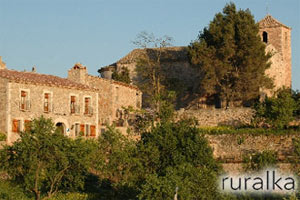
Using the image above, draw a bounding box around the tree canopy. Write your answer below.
[188,3,273,107]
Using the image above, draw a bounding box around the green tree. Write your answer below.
[136,120,221,199]
[254,88,296,128]
[188,3,273,107]
[112,67,131,84]
[0,116,96,200]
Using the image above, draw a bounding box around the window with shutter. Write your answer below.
[20,91,27,110]
[12,119,20,133]
[80,124,85,136]
[44,93,50,112]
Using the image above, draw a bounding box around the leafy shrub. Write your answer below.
[0,132,6,141]
[254,88,296,129]
[243,150,277,171]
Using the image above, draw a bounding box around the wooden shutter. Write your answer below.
[12,120,19,133]
[71,96,76,102]
[80,124,85,135]
[90,125,96,137]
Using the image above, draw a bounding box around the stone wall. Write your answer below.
[177,108,255,127]
[206,134,299,173]
[0,78,8,134]
[7,82,98,143]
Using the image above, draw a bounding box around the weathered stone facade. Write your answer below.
[0,61,141,144]
[206,133,299,173]
[258,15,292,95]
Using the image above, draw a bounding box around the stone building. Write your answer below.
[0,58,142,144]
[99,14,292,108]
[258,15,292,93]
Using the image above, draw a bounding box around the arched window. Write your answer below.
[263,31,268,43]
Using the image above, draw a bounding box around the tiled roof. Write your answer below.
[0,69,95,91]
[258,15,291,29]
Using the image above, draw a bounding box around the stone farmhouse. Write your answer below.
[0,59,142,144]
[99,15,292,108]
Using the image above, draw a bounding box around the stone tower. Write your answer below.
[258,15,292,90]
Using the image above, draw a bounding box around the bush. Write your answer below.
[254,88,296,129]
[243,150,277,171]
[0,132,6,141]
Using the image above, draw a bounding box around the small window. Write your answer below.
[70,96,79,114]
[20,91,30,111]
[263,31,268,43]
[12,119,21,133]
[44,93,51,112]
[85,124,90,136]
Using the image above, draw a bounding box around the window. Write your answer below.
[84,97,92,115]
[12,119,21,133]
[263,31,268,43]
[20,90,30,111]
[44,93,51,112]
[74,123,80,137]
[70,96,79,114]
[85,124,90,136]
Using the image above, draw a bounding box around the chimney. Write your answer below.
[67,63,88,84]
[0,56,7,69]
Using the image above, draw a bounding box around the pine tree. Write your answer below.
[188,3,273,107]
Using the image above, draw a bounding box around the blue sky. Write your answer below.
[0,0,299,90]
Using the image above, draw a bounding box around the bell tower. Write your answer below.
[258,15,292,89]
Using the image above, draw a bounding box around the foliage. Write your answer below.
[0,116,97,200]
[111,67,131,84]
[188,2,273,107]
[93,125,140,198]
[138,163,219,200]
[292,90,300,117]
[136,120,221,199]
[196,126,300,136]
[0,132,6,141]
[0,180,31,200]
[133,31,176,117]
[243,150,277,171]
[254,88,297,128]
